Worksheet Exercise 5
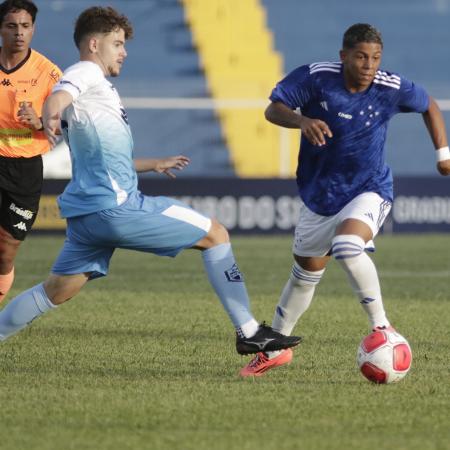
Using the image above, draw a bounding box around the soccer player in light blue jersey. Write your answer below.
[241,23,450,377]
[0,6,301,356]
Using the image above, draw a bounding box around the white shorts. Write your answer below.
[293,192,392,257]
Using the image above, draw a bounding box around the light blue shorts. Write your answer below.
[52,191,212,279]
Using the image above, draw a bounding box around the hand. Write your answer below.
[17,104,43,131]
[43,115,62,148]
[299,116,333,146]
[154,155,190,178]
[437,159,450,176]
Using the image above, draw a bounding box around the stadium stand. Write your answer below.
[33,0,234,177]
[261,0,450,175]
[182,0,298,177]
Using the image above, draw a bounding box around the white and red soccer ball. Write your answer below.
[357,328,412,384]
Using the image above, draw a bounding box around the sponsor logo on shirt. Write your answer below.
[338,112,353,120]
[17,79,38,86]
[49,69,60,82]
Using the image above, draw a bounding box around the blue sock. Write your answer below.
[0,283,56,341]
[202,243,256,329]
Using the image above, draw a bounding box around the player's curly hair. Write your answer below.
[0,0,37,25]
[73,6,133,49]
[342,23,383,49]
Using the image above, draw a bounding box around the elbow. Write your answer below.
[264,105,275,123]
[426,96,439,115]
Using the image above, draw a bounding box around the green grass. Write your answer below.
[1,234,449,450]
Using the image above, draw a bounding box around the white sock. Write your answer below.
[332,234,390,329]
[0,283,56,341]
[266,263,324,359]
[239,318,259,338]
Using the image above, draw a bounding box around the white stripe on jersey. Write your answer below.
[374,70,401,89]
[373,79,401,89]
[310,62,342,74]
[162,205,212,231]
[309,61,341,69]
[108,174,128,206]
[376,70,401,82]
[375,75,401,85]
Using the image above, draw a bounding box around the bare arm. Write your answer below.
[42,90,74,147]
[422,96,450,176]
[265,101,333,146]
[134,155,190,178]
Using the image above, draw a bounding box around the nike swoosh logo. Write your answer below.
[245,338,275,350]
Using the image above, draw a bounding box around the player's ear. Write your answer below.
[88,36,99,54]
[339,49,346,62]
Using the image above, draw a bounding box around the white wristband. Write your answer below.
[436,146,450,162]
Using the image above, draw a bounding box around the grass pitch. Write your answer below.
[0,234,449,450]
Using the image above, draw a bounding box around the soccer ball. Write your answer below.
[356,328,412,384]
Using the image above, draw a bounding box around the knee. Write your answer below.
[0,233,20,273]
[205,219,230,247]
[43,274,87,305]
[331,234,365,263]
[290,261,325,287]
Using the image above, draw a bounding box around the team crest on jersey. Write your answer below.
[49,69,60,82]
[225,264,244,282]
[120,107,129,124]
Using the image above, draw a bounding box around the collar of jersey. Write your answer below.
[0,48,32,75]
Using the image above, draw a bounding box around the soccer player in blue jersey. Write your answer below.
[240,23,450,376]
[0,6,301,356]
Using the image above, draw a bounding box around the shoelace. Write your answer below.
[249,353,268,368]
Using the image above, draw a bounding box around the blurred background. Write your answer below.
[30,0,450,233]
[35,0,450,178]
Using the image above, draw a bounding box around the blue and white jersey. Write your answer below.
[270,62,429,216]
[53,61,136,218]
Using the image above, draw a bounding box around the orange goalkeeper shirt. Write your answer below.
[0,48,62,158]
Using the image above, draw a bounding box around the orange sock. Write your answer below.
[0,267,14,303]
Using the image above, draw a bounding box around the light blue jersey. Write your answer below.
[50,60,211,278]
[53,61,136,218]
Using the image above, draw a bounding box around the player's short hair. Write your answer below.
[0,0,37,25]
[73,6,133,49]
[342,23,383,49]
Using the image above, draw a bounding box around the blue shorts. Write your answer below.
[52,191,212,279]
